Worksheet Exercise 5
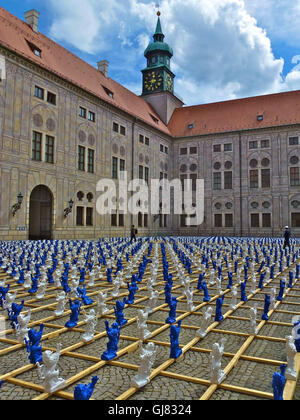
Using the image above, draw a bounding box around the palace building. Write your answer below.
[0,6,299,240]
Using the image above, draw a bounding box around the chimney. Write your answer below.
[97,60,109,77]
[24,10,40,33]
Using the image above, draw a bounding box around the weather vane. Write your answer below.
[155,2,161,16]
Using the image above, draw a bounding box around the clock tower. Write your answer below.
[141,12,183,125]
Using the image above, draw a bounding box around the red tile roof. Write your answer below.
[0,7,171,135]
[168,90,300,138]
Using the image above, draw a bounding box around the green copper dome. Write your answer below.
[144,41,173,57]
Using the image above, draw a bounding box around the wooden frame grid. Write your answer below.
[0,240,299,400]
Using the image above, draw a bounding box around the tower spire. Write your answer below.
[154,6,164,41]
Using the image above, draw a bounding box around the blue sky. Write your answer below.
[1,0,300,106]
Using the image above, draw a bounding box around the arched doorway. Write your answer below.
[29,185,53,240]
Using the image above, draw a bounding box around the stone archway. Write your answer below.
[29,185,53,240]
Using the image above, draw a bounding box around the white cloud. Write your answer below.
[244,0,300,47]
[49,0,101,54]
[46,0,300,105]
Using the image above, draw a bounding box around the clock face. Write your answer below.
[165,73,174,92]
[144,71,163,92]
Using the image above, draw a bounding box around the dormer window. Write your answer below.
[26,40,42,58]
[188,123,194,129]
[150,114,159,124]
[102,86,114,99]
[257,115,264,121]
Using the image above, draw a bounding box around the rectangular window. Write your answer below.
[144,214,148,228]
[292,213,300,228]
[190,147,197,155]
[145,137,150,146]
[112,157,118,179]
[76,207,84,226]
[139,165,144,180]
[139,135,144,143]
[120,125,126,136]
[164,214,168,228]
[119,159,125,173]
[249,141,258,149]
[213,172,222,190]
[262,213,271,228]
[180,174,188,191]
[88,111,95,122]
[180,214,186,228]
[160,144,164,153]
[144,167,149,185]
[224,143,232,152]
[119,214,124,227]
[190,174,197,191]
[34,86,44,100]
[290,167,300,186]
[86,208,93,226]
[138,212,143,228]
[261,139,270,148]
[213,144,221,152]
[78,146,85,171]
[180,148,188,155]
[113,122,119,133]
[250,170,259,188]
[251,213,260,228]
[45,135,54,164]
[261,169,271,188]
[214,214,222,228]
[225,214,233,228]
[111,213,117,227]
[87,149,95,174]
[47,91,56,105]
[289,137,299,146]
[79,107,87,118]
[224,171,233,189]
[32,131,42,161]
[165,146,168,154]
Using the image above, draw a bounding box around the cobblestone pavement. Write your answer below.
[0,238,300,401]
